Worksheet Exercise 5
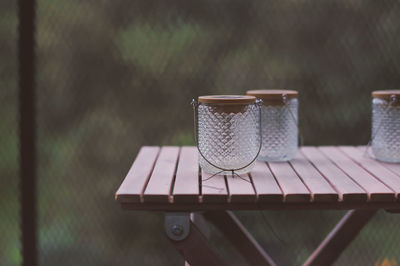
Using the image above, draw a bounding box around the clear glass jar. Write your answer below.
[247,90,298,161]
[371,91,400,163]
[196,95,260,175]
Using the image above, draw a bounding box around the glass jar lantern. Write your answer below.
[195,95,260,175]
[371,90,400,163]
[246,90,298,162]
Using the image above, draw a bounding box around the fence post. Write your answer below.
[18,0,37,265]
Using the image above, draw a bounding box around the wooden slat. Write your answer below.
[115,146,160,202]
[250,161,283,202]
[290,152,338,202]
[340,146,400,200]
[225,174,256,203]
[268,161,310,202]
[173,147,200,203]
[375,161,400,179]
[143,146,180,202]
[319,146,395,202]
[358,146,400,178]
[201,171,228,203]
[301,147,366,202]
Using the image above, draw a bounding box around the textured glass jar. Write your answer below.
[247,90,298,161]
[371,90,400,163]
[196,95,260,175]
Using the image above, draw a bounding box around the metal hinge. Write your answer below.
[165,212,190,241]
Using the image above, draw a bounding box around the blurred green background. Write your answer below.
[1,0,400,265]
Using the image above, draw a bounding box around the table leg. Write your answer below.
[191,212,210,239]
[304,209,377,266]
[183,213,211,266]
[165,212,226,266]
[204,211,277,266]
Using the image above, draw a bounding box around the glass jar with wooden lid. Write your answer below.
[246,90,298,161]
[193,95,261,175]
[371,90,400,162]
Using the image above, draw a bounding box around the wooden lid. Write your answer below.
[246,90,298,105]
[198,95,256,105]
[246,90,298,100]
[372,90,400,100]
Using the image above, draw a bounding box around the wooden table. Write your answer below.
[116,146,400,266]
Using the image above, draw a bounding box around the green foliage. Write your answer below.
[0,1,19,266]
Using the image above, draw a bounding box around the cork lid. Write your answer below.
[198,95,256,105]
[372,90,400,106]
[198,95,256,113]
[372,90,400,100]
[246,90,298,105]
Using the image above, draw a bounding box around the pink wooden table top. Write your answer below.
[116,146,400,211]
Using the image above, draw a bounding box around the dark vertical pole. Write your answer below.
[18,0,37,265]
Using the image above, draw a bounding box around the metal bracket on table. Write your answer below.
[165,212,190,241]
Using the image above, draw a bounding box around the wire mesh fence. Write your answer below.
[2,0,400,265]
[0,1,20,265]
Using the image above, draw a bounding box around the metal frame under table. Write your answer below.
[116,146,400,266]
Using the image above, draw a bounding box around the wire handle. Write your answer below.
[364,94,398,158]
[191,99,263,176]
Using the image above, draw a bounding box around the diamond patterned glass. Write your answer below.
[372,98,400,162]
[198,103,260,175]
[259,98,298,161]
